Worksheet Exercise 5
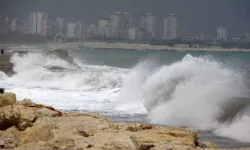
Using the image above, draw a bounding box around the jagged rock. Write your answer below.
[35,108,60,118]
[0,93,16,107]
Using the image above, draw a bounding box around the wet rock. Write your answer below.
[35,108,60,118]
[0,93,16,107]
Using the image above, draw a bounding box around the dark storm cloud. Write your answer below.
[1,0,250,37]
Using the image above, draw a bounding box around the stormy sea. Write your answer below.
[1,47,250,148]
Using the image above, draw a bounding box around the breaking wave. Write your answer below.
[115,54,250,143]
[1,52,128,91]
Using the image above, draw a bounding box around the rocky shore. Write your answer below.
[0,92,248,150]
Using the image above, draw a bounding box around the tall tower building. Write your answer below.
[29,12,50,36]
[140,13,156,36]
[217,26,228,41]
[54,16,66,36]
[0,14,10,34]
[164,14,179,40]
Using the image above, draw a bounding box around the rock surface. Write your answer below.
[0,92,249,150]
[0,93,16,107]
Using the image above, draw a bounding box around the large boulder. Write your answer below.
[0,105,36,131]
[0,93,16,107]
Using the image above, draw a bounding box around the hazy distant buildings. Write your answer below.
[140,13,156,38]
[29,12,51,36]
[216,26,228,41]
[164,14,179,40]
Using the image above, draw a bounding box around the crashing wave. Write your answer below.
[115,54,250,142]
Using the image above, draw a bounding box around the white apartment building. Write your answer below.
[67,22,77,39]
[164,14,179,40]
[141,13,156,36]
[29,12,50,36]
[217,26,228,41]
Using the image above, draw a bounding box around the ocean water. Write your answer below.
[1,48,250,148]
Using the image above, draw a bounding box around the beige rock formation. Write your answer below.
[0,92,248,150]
[0,93,16,107]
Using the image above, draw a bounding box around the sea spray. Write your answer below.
[115,54,250,142]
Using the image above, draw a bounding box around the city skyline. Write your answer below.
[0,0,250,37]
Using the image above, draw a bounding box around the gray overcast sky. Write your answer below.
[1,0,250,37]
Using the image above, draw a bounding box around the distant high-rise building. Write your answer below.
[109,12,132,39]
[67,22,77,39]
[217,26,228,41]
[164,14,179,40]
[54,17,66,36]
[140,13,156,37]
[0,14,10,34]
[75,20,83,40]
[29,12,50,36]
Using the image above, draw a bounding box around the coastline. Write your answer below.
[0,92,249,150]
[82,42,250,52]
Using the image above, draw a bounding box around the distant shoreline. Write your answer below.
[83,42,250,52]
